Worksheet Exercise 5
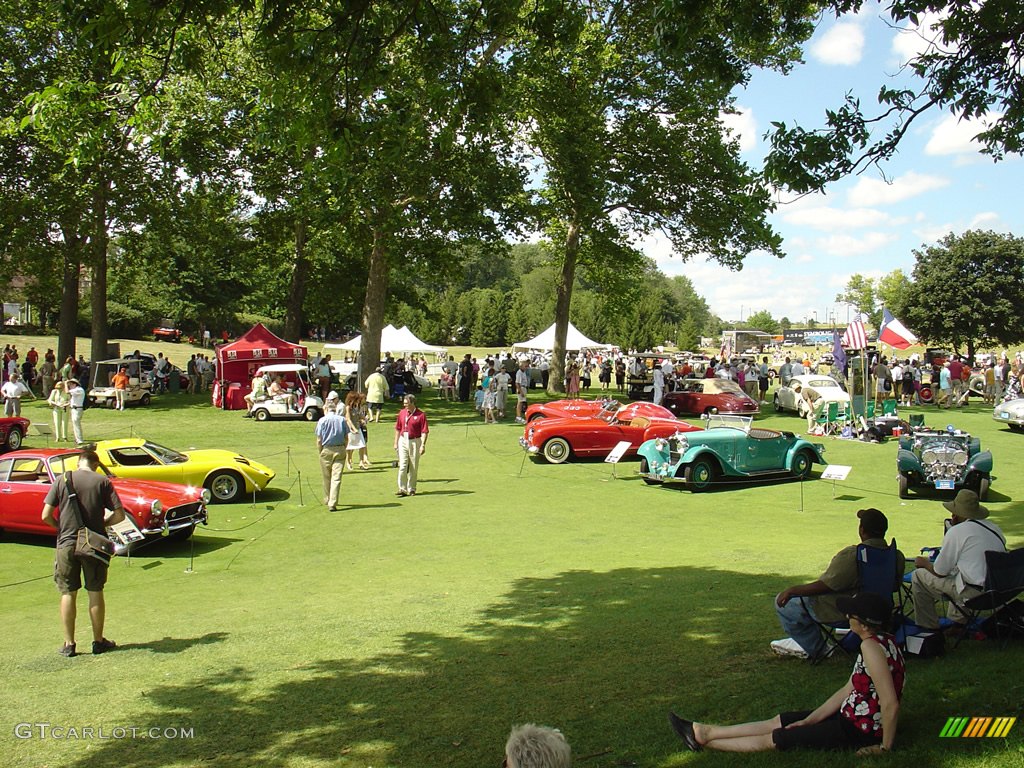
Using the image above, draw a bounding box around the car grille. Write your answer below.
[166,502,205,523]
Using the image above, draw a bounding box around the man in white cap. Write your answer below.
[911,489,1006,634]
[2,372,34,416]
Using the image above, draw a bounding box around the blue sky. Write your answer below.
[641,4,1020,328]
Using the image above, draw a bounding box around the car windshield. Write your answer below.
[704,414,751,432]
[805,378,838,389]
[704,380,744,395]
[599,401,621,423]
[144,442,189,464]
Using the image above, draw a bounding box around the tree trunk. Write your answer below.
[357,226,389,392]
[57,234,82,365]
[89,178,110,365]
[283,216,308,343]
[548,216,580,395]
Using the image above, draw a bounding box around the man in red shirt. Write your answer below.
[947,355,964,405]
[393,394,428,497]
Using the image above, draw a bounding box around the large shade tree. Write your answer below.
[512,0,816,393]
[903,230,1024,359]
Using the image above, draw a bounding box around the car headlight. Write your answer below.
[200,488,212,504]
[150,499,163,515]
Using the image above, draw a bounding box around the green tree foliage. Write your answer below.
[875,269,914,320]
[903,230,1024,359]
[745,310,778,334]
[766,0,1024,191]
[511,0,809,390]
[835,274,880,328]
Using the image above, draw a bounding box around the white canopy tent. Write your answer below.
[324,324,446,356]
[512,321,612,351]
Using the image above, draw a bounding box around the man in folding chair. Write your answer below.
[910,490,1006,637]
[772,509,904,661]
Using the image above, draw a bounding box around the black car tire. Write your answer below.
[542,437,571,464]
[253,409,270,422]
[304,407,320,422]
[206,470,244,503]
[683,457,716,492]
[528,413,545,422]
[639,458,659,485]
[973,475,990,502]
[773,394,784,413]
[140,393,151,406]
[791,449,814,479]
[898,474,909,499]
[5,428,22,451]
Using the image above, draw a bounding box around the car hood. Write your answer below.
[110,477,206,505]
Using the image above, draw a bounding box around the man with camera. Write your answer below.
[41,450,125,657]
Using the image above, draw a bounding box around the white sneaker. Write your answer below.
[770,637,809,658]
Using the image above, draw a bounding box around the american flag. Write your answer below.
[841,316,867,350]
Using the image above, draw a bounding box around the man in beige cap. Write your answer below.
[911,489,1006,633]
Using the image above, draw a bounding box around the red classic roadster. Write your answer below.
[520,400,701,463]
[0,449,209,550]
[0,416,30,452]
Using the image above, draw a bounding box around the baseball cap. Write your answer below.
[857,508,888,537]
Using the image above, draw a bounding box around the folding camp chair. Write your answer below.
[866,401,876,419]
[808,540,904,662]
[815,402,840,434]
[946,548,1024,648]
[882,398,898,416]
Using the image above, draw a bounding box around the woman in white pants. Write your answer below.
[47,381,69,441]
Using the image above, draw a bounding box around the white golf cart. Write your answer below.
[249,363,324,422]
[88,358,153,408]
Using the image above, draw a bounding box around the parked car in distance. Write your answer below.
[637,414,826,492]
[520,400,701,464]
[524,398,671,422]
[152,321,182,342]
[993,399,1024,430]
[0,449,209,550]
[774,374,851,417]
[897,426,992,500]
[0,416,30,451]
[663,378,760,418]
[95,438,275,503]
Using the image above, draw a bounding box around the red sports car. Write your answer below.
[0,449,209,550]
[525,398,669,422]
[663,378,760,418]
[520,400,702,463]
[0,416,30,452]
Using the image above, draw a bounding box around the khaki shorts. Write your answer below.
[54,546,108,594]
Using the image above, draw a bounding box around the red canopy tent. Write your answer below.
[214,323,307,409]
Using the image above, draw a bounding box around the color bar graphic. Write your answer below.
[940,716,1016,738]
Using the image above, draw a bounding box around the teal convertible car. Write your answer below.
[637,415,826,492]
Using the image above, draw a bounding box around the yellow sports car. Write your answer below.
[95,438,276,503]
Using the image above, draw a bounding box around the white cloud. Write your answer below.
[810,22,865,66]
[847,171,950,206]
[890,11,952,64]
[925,113,1000,156]
[780,206,898,230]
[816,231,900,258]
[719,106,757,152]
[969,212,1001,229]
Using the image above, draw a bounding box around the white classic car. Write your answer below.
[774,374,851,417]
[993,398,1024,430]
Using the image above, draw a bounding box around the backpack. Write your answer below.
[903,367,914,384]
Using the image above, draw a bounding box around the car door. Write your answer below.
[103,446,182,484]
[745,430,789,471]
[0,456,55,534]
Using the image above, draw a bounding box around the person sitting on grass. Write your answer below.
[505,724,571,768]
[670,591,903,755]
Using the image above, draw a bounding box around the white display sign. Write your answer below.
[605,441,633,464]
[820,465,852,481]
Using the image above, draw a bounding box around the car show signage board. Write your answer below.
[605,441,633,464]
[820,465,852,481]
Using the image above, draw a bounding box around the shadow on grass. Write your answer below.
[117,632,230,654]
[58,565,1022,768]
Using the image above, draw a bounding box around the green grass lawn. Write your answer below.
[1,354,1022,767]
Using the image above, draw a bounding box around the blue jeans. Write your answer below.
[776,594,826,657]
